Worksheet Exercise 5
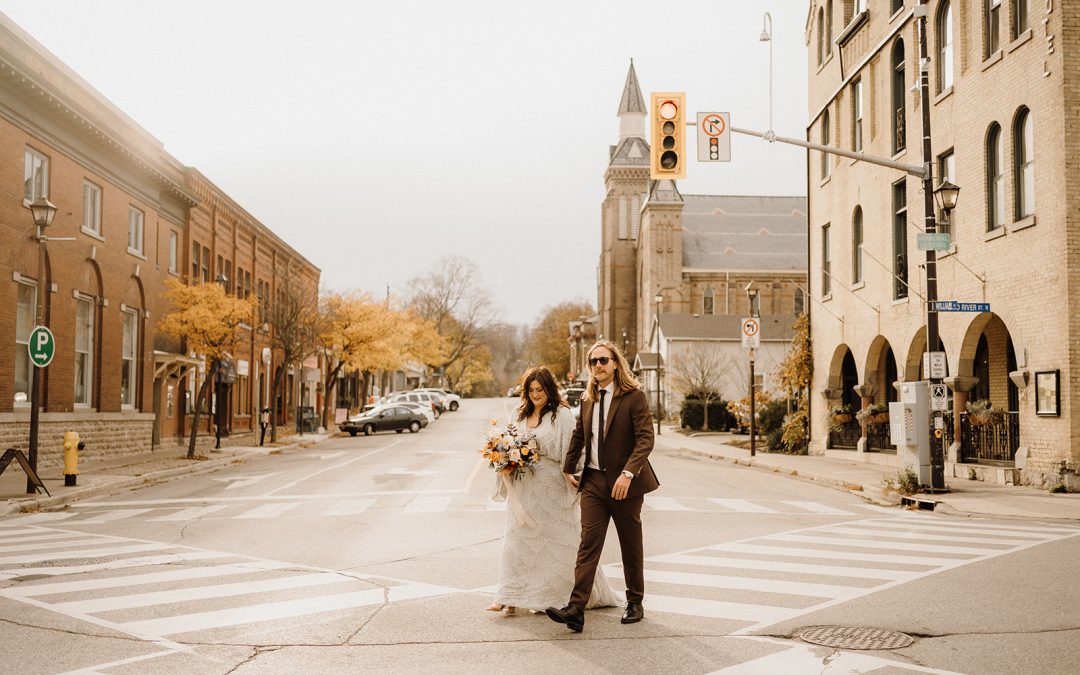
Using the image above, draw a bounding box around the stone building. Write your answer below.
[596,62,808,412]
[0,13,320,467]
[805,0,1077,489]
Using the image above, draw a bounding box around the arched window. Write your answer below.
[794,287,805,315]
[817,9,825,65]
[703,288,714,315]
[986,123,1004,230]
[891,39,906,154]
[1014,108,1034,219]
[937,1,953,92]
[825,0,833,58]
[852,206,864,284]
[821,108,831,179]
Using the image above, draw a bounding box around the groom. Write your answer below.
[546,339,659,632]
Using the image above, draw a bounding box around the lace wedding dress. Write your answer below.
[493,408,621,611]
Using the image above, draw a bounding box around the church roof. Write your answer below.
[648,179,683,203]
[618,60,646,115]
[658,313,798,342]
[609,136,650,166]
[680,195,807,271]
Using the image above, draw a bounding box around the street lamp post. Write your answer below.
[759,12,774,138]
[214,274,228,450]
[26,197,57,494]
[654,293,663,436]
[746,286,759,458]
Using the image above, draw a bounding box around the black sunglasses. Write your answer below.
[588,356,611,366]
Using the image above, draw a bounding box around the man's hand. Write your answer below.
[564,473,580,489]
[611,474,631,500]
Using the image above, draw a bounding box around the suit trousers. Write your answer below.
[570,468,645,609]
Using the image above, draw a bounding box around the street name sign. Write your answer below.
[917,233,952,251]
[931,300,990,312]
[741,317,760,348]
[696,112,731,162]
[27,326,54,368]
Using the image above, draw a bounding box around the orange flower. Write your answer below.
[490,451,502,463]
[490,419,498,426]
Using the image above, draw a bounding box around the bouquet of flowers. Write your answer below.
[481,419,540,481]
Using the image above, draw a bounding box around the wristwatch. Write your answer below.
[621,470,634,479]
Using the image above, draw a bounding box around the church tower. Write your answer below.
[598,61,650,358]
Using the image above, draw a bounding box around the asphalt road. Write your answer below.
[1,398,1078,674]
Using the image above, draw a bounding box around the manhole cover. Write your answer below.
[799,625,914,650]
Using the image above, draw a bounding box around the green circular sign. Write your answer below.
[28,326,55,368]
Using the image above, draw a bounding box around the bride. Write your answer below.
[488,366,620,614]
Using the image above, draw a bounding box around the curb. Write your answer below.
[0,436,328,517]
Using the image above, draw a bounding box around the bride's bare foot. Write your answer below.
[486,603,505,612]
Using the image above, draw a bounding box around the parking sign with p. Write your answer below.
[28,326,55,368]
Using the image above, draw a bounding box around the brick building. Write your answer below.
[597,62,808,414]
[0,13,320,467]
[805,0,1077,488]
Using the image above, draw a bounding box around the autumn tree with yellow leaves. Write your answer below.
[524,300,594,380]
[158,279,256,459]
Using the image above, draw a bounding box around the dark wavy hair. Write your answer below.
[516,366,567,423]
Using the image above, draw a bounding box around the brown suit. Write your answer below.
[563,386,658,608]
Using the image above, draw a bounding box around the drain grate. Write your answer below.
[799,625,914,650]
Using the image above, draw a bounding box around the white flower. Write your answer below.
[508,448,522,462]
[487,427,502,440]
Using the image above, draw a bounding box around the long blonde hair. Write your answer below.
[581,339,640,403]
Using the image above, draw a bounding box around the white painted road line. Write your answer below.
[708,543,957,567]
[763,533,1003,556]
[148,505,230,521]
[322,499,376,516]
[234,502,302,519]
[819,525,1037,546]
[629,568,860,599]
[0,543,173,565]
[647,497,693,511]
[708,499,778,513]
[0,550,231,579]
[8,560,295,597]
[643,594,797,623]
[404,495,453,513]
[75,509,154,525]
[646,553,916,581]
[780,500,856,515]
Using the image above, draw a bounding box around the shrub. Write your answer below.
[679,391,736,431]
[897,468,921,495]
[766,428,785,452]
[758,398,788,436]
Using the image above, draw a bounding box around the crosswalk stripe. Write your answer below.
[630,568,859,599]
[647,497,693,511]
[0,550,232,580]
[404,496,453,513]
[0,528,59,538]
[853,520,1058,539]
[708,499,778,513]
[8,560,295,597]
[234,502,302,519]
[819,525,1038,546]
[643,593,797,623]
[322,500,376,516]
[119,582,455,636]
[149,505,230,521]
[0,531,94,545]
[764,533,1004,555]
[5,513,78,524]
[77,509,153,524]
[780,501,856,515]
[0,543,173,565]
[859,518,1073,537]
[54,572,355,614]
[647,553,915,581]
[708,543,958,567]
[0,536,115,554]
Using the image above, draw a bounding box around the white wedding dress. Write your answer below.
[492,408,621,611]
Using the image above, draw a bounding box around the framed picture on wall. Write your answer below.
[1035,370,1060,417]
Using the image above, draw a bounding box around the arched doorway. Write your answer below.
[958,314,1020,463]
[826,345,861,449]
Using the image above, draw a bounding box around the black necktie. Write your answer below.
[597,389,606,471]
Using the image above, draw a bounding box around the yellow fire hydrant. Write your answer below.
[63,431,80,486]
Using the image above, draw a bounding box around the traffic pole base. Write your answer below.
[64,474,77,487]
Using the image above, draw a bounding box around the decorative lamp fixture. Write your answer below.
[30,197,58,228]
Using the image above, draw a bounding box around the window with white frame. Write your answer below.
[121,308,138,407]
[1012,0,1028,38]
[937,2,953,92]
[82,181,101,235]
[14,281,36,405]
[852,206,864,283]
[985,0,1001,57]
[986,123,1005,230]
[1014,108,1034,219]
[168,231,178,274]
[852,78,863,152]
[127,206,144,254]
[74,295,94,406]
[23,148,48,204]
[855,0,868,14]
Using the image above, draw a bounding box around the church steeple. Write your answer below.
[617,59,646,141]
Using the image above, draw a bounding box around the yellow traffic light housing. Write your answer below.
[650,92,686,180]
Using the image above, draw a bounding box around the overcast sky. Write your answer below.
[3,1,808,326]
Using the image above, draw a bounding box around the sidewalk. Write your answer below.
[0,432,332,517]
[656,427,1080,522]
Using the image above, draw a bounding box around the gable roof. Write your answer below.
[658,313,798,342]
[680,195,807,271]
[617,60,646,115]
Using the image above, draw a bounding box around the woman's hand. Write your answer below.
[563,472,579,489]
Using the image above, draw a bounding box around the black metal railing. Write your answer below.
[866,423,896,452]
[958,411,1020,464]
[828,419,861,449]
[941,411,954,451]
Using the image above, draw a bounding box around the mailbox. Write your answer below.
[890,382,930,486]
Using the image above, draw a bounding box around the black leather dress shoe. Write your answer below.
[621,602,644,624]
[545,604,584,632]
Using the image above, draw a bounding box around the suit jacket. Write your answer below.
[563,386,659,498]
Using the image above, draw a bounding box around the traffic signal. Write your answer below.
[650,92,686,180]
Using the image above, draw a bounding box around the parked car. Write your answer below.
[415,388,461,411]
[396,400,437,424]
[340,405,427,436]
[508,385,522,398]
[564,387,586,408]
[386,391,445,415]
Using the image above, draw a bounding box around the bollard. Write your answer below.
[63,431,80,486]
